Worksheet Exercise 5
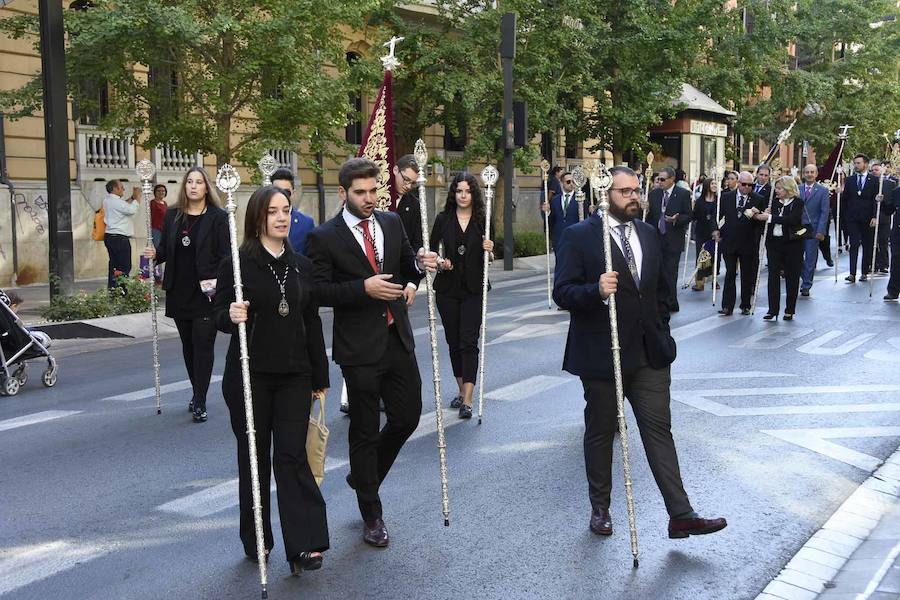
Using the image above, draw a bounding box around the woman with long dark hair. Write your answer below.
[213,185,329,573]
[144,166,229,422]
[691,177,720,291]
[430,173,494,419]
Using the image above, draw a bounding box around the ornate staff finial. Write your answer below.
[481,165,499,188]
[216,164,241,208]
[136,159,156,182]
[382,36,405,71]
[571,164,586,190]
[414,139,428,169]
[592,164,612,209]
[838,124,854,139]
[776,118,798,146]
[258,154,278,185]
[540,159,550,180]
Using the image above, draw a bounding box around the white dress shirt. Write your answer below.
[103,193,138,237]
[341,208,417,289]
[770,198,794,237]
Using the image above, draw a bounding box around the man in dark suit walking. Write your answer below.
[553,165,726,541]
[753,164,772,200]
[715,171,766,315]
[541,171,587,251]
[646,166,692,311]
[306,158,437,548]
[872,161,896,274]
[843,153,880,283]
[885,183,900,301]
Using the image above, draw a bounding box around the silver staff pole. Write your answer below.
[750,181,778,315]
[592,166,640,568]
[712,167,723,305]
[680,222,692,289]
[540,159,552,309]
[258,153,277,186]
[477,165,498,425]
[572,165,587,223]
[413,140,450,527]
[870,172,886,297]
[642,152,654,222]
[136,160,162,415]
[216,164,269,598]
[832,125,852,282]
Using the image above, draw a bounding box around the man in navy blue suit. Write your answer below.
[799,164,831,296]
[842,154,880,283]
[272,168,316,256]
[541,171,587,250]
[553,165,726,541]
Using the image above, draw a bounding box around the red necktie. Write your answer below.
[357,222,393,326]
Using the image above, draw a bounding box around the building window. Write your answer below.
[564,130,580,159]
[443,95,467,152]
[540,131,554,162]
[741,136,753,167]
[148,63,179,123]
[345,52,362,146]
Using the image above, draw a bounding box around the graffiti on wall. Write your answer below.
[15,193,48,235]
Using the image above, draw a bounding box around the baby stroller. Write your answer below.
[0,298,58,396]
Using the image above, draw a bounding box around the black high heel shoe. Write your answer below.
[763,313,778,321]
[459,404,473,419]
[289,552,323,575]
[450,395,463,409]
[783,313,794,321]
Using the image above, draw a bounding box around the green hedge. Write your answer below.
[493,231,547,259]
[41,273,162,322]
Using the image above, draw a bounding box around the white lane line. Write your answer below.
[0,540,108,596]
[761,427,900,472]
[489,274,550,290]
[670,314,738,343]
[156,457,349,518]
[679,384,900,397]
[102,376,223,402]
[671,371,794,381]
[0,410,82,432]
[485,375,571,401]
[859,539,900,599]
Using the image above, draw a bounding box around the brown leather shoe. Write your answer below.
[363,518,389,547]
[668,515,727,538]
[590,508,612,536]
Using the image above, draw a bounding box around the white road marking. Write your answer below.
[489,274,550,290]
[865,337,900,363]
[0,410,82,433]
[101,376,223,402]
[796,330,877,355]
[731,327,814,349]
[674,384,900,417]
[760,426,900,471]
[487,322,568,345]
[671,371,793,381]
[0,540,108,596]
[670,315,739,343]
[485,375,572,401]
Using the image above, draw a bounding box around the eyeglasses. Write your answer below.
[399,172,416,186]
[738,182,753,187]
[611,187,641,196]
[656,176,668,182]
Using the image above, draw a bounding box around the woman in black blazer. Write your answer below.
[430,173,494,419]
[753,175,806,321]
[690,177,720,291]
[213,185,330,574]
[144,167,229,422]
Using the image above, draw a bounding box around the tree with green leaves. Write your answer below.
[0,0,384,169]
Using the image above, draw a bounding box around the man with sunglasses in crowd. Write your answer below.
[542,171,588,251]
[272,168,316,256]
[646,166,692,312]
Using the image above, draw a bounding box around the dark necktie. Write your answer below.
[658,191,669,235]
[616,223,640,288]
[357,221,393,325]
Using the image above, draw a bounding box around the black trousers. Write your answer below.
[341,326,422,521]
[174,317,217,410]
[888,227,900,296]
[436,293,482,384]
[580,349,692,517]
[722,250,758,311]
[766,238,804,315]
[223,371,329,559]
[103,233,131,288]
[661,249,682,309]
[876,221,891,270]
[819,214,833,263]
[845,220,875,277]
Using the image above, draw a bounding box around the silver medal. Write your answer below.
[182,235,191,247]
[278,297,290,317]
[457,244,466,255]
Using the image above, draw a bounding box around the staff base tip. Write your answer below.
[156,408,162,415]
[478,418,482,425]
[444,518,450,527]
[633,558,639,569]
[261,589,268,599]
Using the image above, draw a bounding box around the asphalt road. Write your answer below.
[2,252,899,600]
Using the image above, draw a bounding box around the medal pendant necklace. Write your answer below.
[181,205,208,247]
[268,261,290,317]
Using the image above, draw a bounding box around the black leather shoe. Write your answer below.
[717,309,733,316]
[826,260,834,267]
[763,313,778,321]
[860,275,868,282]
[740,308,751,316]
[289,552,323,575]
[188,400,194,412]
[339,401,349,414]
[668,515,727,538]
[590,508,613,536]
[845,275,856,283]
[450,395,463,409]
[800,289,810,297]
[783,313,794,321]
[363,518,389,547]
[192,408,207,423]
[459,404,473,419]
[885,294,899,301]
[345,472,356,490]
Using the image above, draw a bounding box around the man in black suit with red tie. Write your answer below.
[553,166,726,541]
[716,171,766,316]
[306,158,438,548]
[843,153,880,283]
[646,166,692,312]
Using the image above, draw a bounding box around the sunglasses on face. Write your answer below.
[738,182,753,186]
[563,179,574,185]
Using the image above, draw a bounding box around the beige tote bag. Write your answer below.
[307,392,329,486]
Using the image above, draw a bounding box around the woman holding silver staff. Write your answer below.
[213,185,330,573]
[143,167,229,423]
[430,173,494,420]
[751,175,807,321]
[690,177,720,291]
[553,166,726,543]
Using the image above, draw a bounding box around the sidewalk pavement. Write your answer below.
[758,445,900,600]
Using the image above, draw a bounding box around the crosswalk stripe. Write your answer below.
[101,376,223,402]
[0,540,108,596]
[0,410,82,433]
[485,375,571,401]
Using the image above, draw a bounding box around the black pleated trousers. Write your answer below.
[766,237,804,315]
[223,370,329,560]
[174,316,217,410]
[436,292,483,384]
[846,220,874,278]
[722,250,759,311]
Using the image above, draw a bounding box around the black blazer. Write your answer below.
[717,190,766,255]
[552,215,676,380]
[213,248,329,389]
[306,210,424,366]
[647,185,692,253]
[691,196,719,244]
[396,192,424,252]
[430,211,489,296]
[753,182,772,201]
[766,198,806,244]
[843,172,879,223]
[155,205,230,291]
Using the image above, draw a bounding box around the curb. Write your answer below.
[756,445,900,600]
